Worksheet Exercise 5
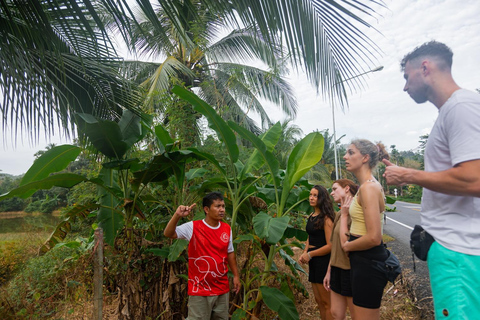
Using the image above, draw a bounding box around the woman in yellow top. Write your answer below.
[323,179,358,320]
[339,139,389,320]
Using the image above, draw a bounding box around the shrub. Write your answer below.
[0,197,26,212]
[0,244,93,318]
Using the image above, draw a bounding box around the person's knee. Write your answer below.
[330,306,345,320]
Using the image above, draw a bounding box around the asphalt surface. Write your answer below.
[383,200,435,319]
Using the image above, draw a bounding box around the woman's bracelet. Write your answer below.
[307,252,311,259]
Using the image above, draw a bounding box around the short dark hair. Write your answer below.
[203,191,224,209]
[400,41,453,71]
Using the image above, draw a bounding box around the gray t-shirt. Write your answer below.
[422,89,480,255]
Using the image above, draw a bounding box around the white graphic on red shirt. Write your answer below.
[188,256,227,293]
[220,232,229,243]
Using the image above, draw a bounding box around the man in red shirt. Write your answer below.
[164,192,240,319]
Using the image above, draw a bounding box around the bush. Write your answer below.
[0,241,29,285]
[0,244,93,318]
[0,197,25,212]
[24,200,42,213]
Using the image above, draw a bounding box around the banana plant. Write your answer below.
[173,86,324,319]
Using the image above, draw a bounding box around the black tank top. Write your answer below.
[306,214,327,248]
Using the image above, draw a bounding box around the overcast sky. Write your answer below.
[2,0,480,176]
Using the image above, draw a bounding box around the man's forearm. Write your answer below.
[164,214,181,238]
[407,167,480,197]
[384,160,480,197]
[227,252,239,277]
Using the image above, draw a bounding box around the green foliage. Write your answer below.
[0,241,29,285]
[260,286,299,320]
[0,197,25,212]
[2,244,92,318]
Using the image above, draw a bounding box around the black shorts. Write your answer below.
[349,236,388,309]
[329,266,353,297]
[308,249,330,284]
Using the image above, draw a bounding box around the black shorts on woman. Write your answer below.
[329,265,353,297]
[349,235,388,309]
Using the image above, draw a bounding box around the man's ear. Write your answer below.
[204,206,209,215]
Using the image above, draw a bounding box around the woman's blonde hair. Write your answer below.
[351,139,390,169]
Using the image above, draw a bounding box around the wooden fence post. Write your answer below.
[93,228,103,320]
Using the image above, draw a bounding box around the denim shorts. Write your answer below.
[428,241,480,319]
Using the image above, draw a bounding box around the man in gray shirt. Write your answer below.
[383,41,480,319]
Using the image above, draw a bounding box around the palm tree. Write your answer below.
[271,119,303,168]
[0,0,143,143]
[117,3,297,137]
[1,0,385,144]
[131,0,386,109]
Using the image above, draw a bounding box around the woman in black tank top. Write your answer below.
[299,185,335,320]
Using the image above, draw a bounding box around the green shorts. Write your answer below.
[187,292,229,320]
[428,241,480,319]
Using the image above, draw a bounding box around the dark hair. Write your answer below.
[311,185,336,229]
[400,41,453,71]
[333,179,358,197]
[203,191,224,209]
[351,139,389,169]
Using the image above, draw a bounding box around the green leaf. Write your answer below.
[154,124,175,153]
[260,286,299,320]
[285,132,324,189]
[186,168,208,180]
[232,309,247,320]
[172,86,238,163]
[0,173,87,201]
[278,248,307,275]
[118,109,142,148]
[229,121,280,184]
[145,247,170,258]
[97,168,123,247]
[283,227,308,242]
[76,113,128,159]
[21,144,81,188]
[168,239,189,262]
[233,234,255,244]
[252,212,290,244]
[386,195,397,205]
[280,132,324,213]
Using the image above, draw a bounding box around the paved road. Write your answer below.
[383,200,434,319]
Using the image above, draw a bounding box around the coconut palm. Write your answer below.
[130,0,386,109]
[117,3,297,136]
[1,0,385,143]
[0,0,143,143]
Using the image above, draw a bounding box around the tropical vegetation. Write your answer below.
[0,0,393,318]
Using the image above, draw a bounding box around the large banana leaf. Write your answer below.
[280,132,324,214]
[229,121,280,188]
[76,113,129,159]
[97,168,123,246]
[20,144,81,187]
[0,173,88,201]
[260,286,299,320]
[252,212,290,245]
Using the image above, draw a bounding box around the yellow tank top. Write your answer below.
[349,183,385,236]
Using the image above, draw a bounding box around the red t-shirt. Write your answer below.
[187,220,231,296]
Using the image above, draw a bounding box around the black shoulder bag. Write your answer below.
[410,225,435,270]
[371,249,402,284]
